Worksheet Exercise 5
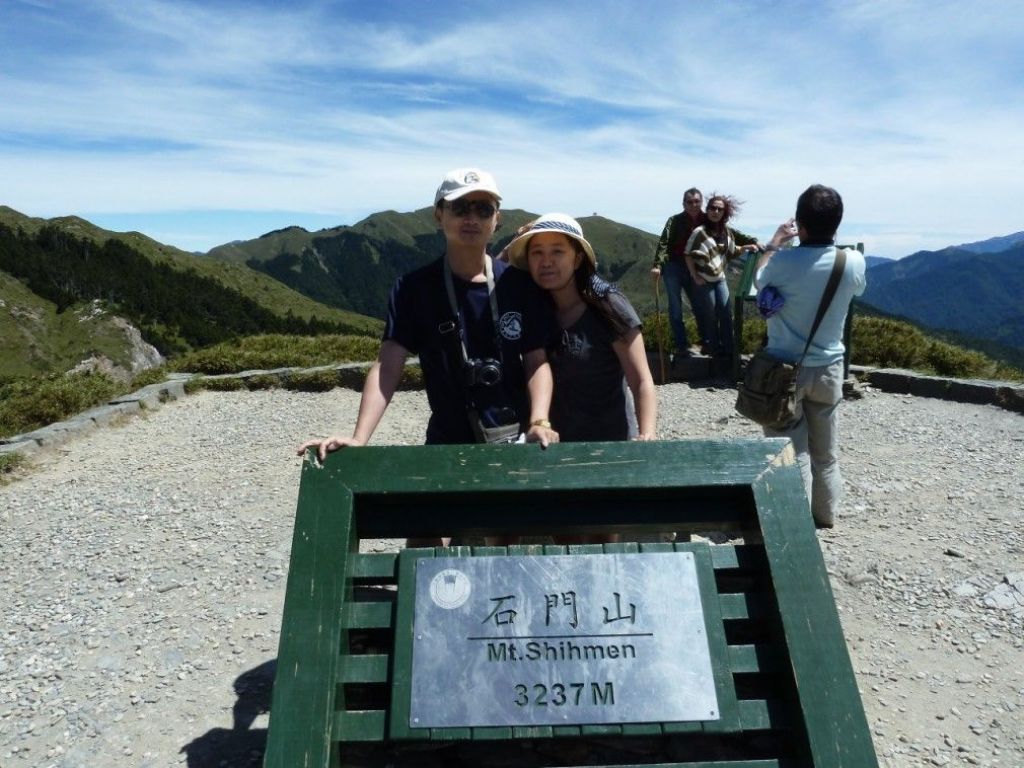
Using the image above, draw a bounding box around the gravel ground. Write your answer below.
[1,383,1022,767]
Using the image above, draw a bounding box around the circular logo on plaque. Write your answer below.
[429,569,471,609]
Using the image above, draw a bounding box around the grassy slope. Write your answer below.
[0,270,136,377]
[0,206,382,335]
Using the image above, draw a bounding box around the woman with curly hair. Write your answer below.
[684,194,760,361]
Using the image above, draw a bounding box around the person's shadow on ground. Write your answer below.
[180,659,275,767]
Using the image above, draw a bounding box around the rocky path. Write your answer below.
[1,384,1022,767]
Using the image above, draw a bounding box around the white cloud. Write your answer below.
[0,0,1021,257]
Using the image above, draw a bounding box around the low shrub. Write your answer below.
[0,452,25,480]
[171,334,379,375]
[739,316,767,354]
[0,371,121,439]
[397,365,425,391]
[851,317,927,370]
[923,341,993,379]
[131,366,171,389]
[200,377,243,392]
[245,374,280,391]
[641,311,670,353]
[289,369,344,392]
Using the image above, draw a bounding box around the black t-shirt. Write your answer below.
[549,292,641,442]
[384,257,555,444]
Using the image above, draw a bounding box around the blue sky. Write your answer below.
[1,0,1021,258]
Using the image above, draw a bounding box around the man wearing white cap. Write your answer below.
[299,168,559,457]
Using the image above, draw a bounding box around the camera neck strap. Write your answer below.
[442,253,503,366]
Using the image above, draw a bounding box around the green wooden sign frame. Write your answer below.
[264,438,879,768]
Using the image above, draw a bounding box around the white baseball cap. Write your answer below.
[434,167,502,204]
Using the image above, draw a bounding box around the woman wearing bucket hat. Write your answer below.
[507,213,657,444]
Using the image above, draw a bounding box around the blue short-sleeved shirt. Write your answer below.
[385,256,555,444]
[755,245,866,367]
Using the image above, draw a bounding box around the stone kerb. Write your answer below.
[0,377,193,458]
[853,366,1024,415]
[3,361,1021,463]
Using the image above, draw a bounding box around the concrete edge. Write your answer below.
[0,365,379,462]
[3,360,1021,464]
[0,378,195,460]
[850,365,1024,415]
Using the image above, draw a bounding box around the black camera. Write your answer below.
[464,358,503,388]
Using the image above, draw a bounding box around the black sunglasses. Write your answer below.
[447,199,497,218]
[707,205,725,213]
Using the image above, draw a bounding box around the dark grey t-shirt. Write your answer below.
[549,292,641,442]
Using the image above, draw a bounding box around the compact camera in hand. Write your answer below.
[464,358,503,388]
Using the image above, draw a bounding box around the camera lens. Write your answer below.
[478,362,502,387]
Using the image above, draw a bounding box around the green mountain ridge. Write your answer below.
[0,206,383,377]
[206,208,662,319]
[0,205,381,332]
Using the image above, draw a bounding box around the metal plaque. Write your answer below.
[409,553,718,728]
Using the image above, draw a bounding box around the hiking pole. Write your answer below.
[653,273,667,384]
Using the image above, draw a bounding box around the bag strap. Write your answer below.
[795,248,847,369]
[440,254,503,422]
[443,254,502,366]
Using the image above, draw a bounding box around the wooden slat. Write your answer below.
[333,709,386,742]
[619,723,664,736]
[338,654,388,684]
[350,552,397,580]
[738,698,790,731]
[718,592,769,621]
[710,543,766,572]
[512,725,553,739]
[580,724,622,737]
[752,468,880,766]
[551,725,584,738]
[263,472,354,768]
[661,720,703,734]
[328,439,794,497]
[728,643,784,676]
[430,726,470,741]
[386,548,427,741]
[687,542,739,735]
[344,602,392,630]
[470,726,513,740]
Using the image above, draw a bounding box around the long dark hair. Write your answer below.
[568,241,632,337]
[705,193,742,235]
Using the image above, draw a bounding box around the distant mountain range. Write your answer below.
[957,231,1024,255]
[861,238,1024,361]
[1,204,1021,377]
[206,208,659,320]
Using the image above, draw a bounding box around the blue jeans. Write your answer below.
[660,261,698,353]
[692,278,733,357]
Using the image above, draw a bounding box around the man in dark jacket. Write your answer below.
[651,188,704,358]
